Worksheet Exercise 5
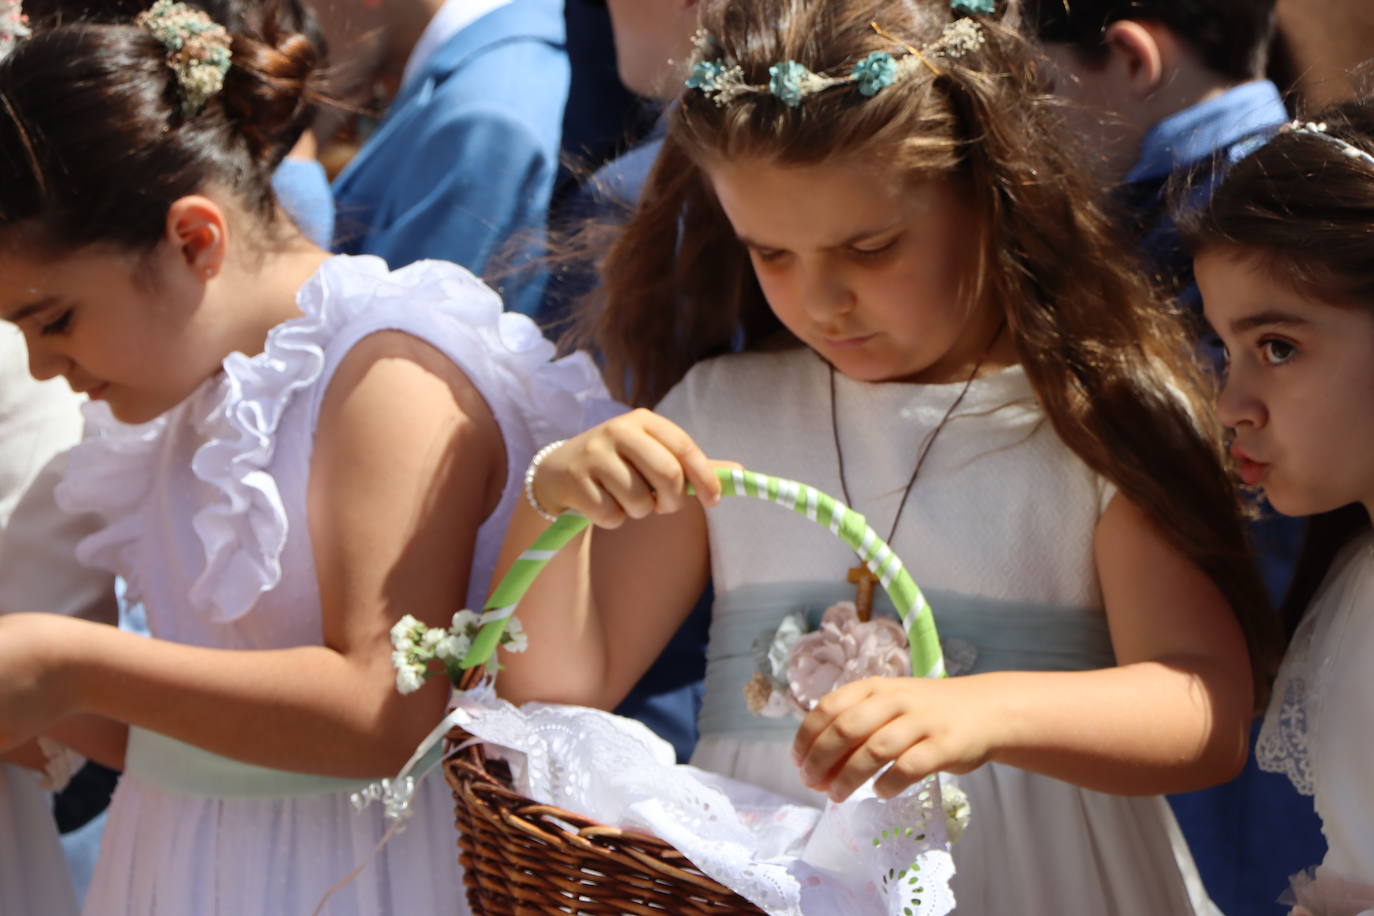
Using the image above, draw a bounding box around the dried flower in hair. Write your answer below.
[137,0,233,115]
[769,60,811,108]
[852,51,898,97]
[951,0,995,15]
[937,18,987,58]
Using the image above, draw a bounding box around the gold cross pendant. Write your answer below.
[847,565,877,622]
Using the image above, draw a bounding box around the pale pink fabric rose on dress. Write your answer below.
[786,602,911,710]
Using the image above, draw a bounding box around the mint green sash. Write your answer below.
[124,727,377,800]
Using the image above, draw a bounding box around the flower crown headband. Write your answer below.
[1279,119,1374,170]
[137,0,232,115]
[686,5,992,109]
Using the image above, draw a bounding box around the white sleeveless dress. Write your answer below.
[0,326,105,916]
[1258,533,1374,916]
[656,348,1218,916]
[55,255,620,916]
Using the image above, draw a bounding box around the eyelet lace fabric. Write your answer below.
[444,693,957,915]
[1257,536,1374,798]
[1256,613,1317,797]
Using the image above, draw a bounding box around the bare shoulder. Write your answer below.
[311,329,507,523]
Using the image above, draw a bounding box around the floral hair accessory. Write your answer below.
[686,18,986,107]
[0,0,30,63]
[852,51,898,98]
[137,0,232,115]
[1278,119,1374,169]
[951,0,995,15]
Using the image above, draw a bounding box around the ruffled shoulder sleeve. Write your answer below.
[54,279,335,622]
[298,256,624,459]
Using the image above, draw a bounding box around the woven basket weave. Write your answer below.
[444,709,765,914]
[440,469,948,915]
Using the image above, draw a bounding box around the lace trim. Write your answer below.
[441,694,958,915]
[55,255,619,624]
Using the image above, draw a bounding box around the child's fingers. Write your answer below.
[635,412,723,509]
[792,681,894,788]
[823,717,930,802]
[586,453,659,524]
[873,742,941,800]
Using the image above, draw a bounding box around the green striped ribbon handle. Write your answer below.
[461,467,946,680]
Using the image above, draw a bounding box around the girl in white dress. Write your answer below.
[0,3,615,914]
[0,326,116,916]
[1191,100,1374,916]
[497,1,1281,913]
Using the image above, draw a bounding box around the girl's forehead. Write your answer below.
[705,158,955,244]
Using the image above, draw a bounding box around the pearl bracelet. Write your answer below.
[523,439,567,522]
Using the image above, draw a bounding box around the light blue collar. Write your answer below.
[1125,80,1287,184]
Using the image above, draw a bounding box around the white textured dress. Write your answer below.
[55,255,619,916]
[1258,533,1374,916]
[0,326,107,916]
[656,348,1217,916]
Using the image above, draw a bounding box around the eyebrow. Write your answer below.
[3,295,62,325]
[735,222,902,252]
[1230,309,1311,334]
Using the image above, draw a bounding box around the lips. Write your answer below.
[819,333,876,350]
[1230,443,1269,486]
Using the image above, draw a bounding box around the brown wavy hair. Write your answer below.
[577,0,1279,701]
[0,0,327,256]
[1187,97,1374,636]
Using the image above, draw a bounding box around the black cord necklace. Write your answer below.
[829,330,999,618]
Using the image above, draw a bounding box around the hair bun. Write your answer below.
[219,22,322,169]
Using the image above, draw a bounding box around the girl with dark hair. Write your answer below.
[496,0,1278,912]
[0,2,615,912]
[1191,99,1374,916]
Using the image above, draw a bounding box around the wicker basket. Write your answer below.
[444,711,765,914]
[440,469,949,916]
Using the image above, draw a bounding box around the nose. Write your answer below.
[1215,367,1266,430]
[798,264,855,324]
[21,335,67,383]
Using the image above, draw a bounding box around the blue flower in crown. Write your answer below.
[685,59,728,92]
[852,51,898,97]
[951,0,995,14]
[769,60,811,108]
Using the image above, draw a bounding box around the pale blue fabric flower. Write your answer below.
[951,0,995,14]
[852,51,898,97]
[685,59,728,91]
[769,60,810,108]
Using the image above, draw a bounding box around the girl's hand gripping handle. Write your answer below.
[530,408,727,528]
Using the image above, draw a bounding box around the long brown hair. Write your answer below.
[1188,97,1374,636]
[578,0,1278,699]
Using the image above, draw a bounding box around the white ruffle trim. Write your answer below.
[56,255,617,623]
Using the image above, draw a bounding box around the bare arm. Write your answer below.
[795,494,1254,799]
[0,331,505,778]
[495,409,721,710]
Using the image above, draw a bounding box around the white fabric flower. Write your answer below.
[502,616,529,653]
[394,663,426,695]
[391,614,421,642]
[436,633,470,661]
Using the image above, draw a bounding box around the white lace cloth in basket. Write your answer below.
[439,691,957,916]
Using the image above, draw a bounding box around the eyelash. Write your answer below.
[39,310,72,336]
[850,238,899,260]
[751,237,899,264]
[1258,336,1297,366]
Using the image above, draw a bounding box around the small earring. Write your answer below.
[203,267,214,279]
